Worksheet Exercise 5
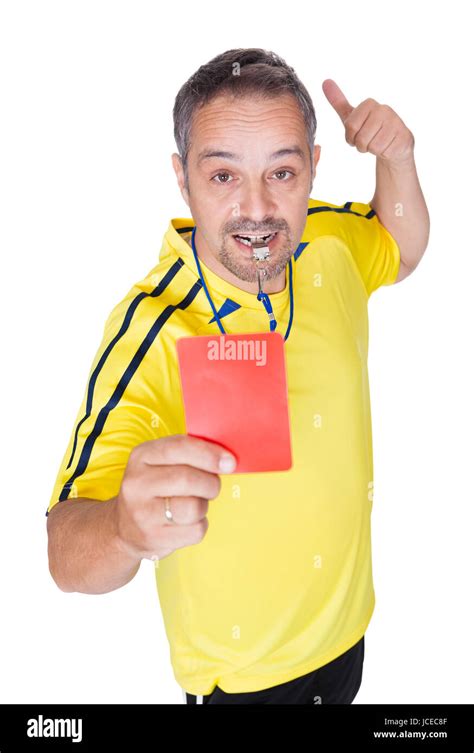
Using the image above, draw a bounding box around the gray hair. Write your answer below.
[173,48,317,191]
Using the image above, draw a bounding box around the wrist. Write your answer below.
[377,151,416,174]
[109,495,142,565]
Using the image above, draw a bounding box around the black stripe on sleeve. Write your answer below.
[65,259,185,471]
[45,276,202,517]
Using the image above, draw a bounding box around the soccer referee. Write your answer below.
[46,48,429,704]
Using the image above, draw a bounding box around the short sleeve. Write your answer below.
[341,201,401,297]
[45,293,169,517]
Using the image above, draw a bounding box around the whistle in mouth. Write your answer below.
[251,239,270,262]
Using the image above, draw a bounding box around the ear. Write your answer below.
[313,144,321,174]
[171,153,190,207]
[309,144,321,192]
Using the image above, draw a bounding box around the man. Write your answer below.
[46,48,429,704]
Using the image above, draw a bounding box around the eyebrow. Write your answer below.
[197,145,306,165]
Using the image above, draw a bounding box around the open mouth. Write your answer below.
[232,232,278,248]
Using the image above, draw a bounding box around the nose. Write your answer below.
[235,179,277,228]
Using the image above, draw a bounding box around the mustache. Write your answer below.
[225,223,288,236]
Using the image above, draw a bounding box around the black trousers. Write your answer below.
[184,634,365,705]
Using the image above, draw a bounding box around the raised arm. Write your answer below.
[322,78,430,283]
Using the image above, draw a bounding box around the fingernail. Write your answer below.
[219,454,236,472]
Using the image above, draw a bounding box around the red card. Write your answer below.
[176,331,293,472]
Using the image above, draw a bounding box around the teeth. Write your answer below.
[234,232,276,247]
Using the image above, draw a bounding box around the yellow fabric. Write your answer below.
[46,197,400,694]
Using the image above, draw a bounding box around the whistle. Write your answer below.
[251,240,270,262]
[250,239,270,295]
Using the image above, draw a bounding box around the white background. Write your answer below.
[1,0,472,704]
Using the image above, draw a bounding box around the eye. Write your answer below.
[211,172,232,184]
[274,170,294,181]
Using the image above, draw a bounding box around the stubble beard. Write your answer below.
[217,231,293,284]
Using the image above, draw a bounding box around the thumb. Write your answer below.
[322,79,353,122]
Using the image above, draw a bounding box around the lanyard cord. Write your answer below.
[190,226,294,342]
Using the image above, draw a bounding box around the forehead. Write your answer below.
[189,92,307,156]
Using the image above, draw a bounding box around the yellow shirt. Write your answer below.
[46,197,400,694]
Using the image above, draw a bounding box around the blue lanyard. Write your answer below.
[191,226,294,342]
